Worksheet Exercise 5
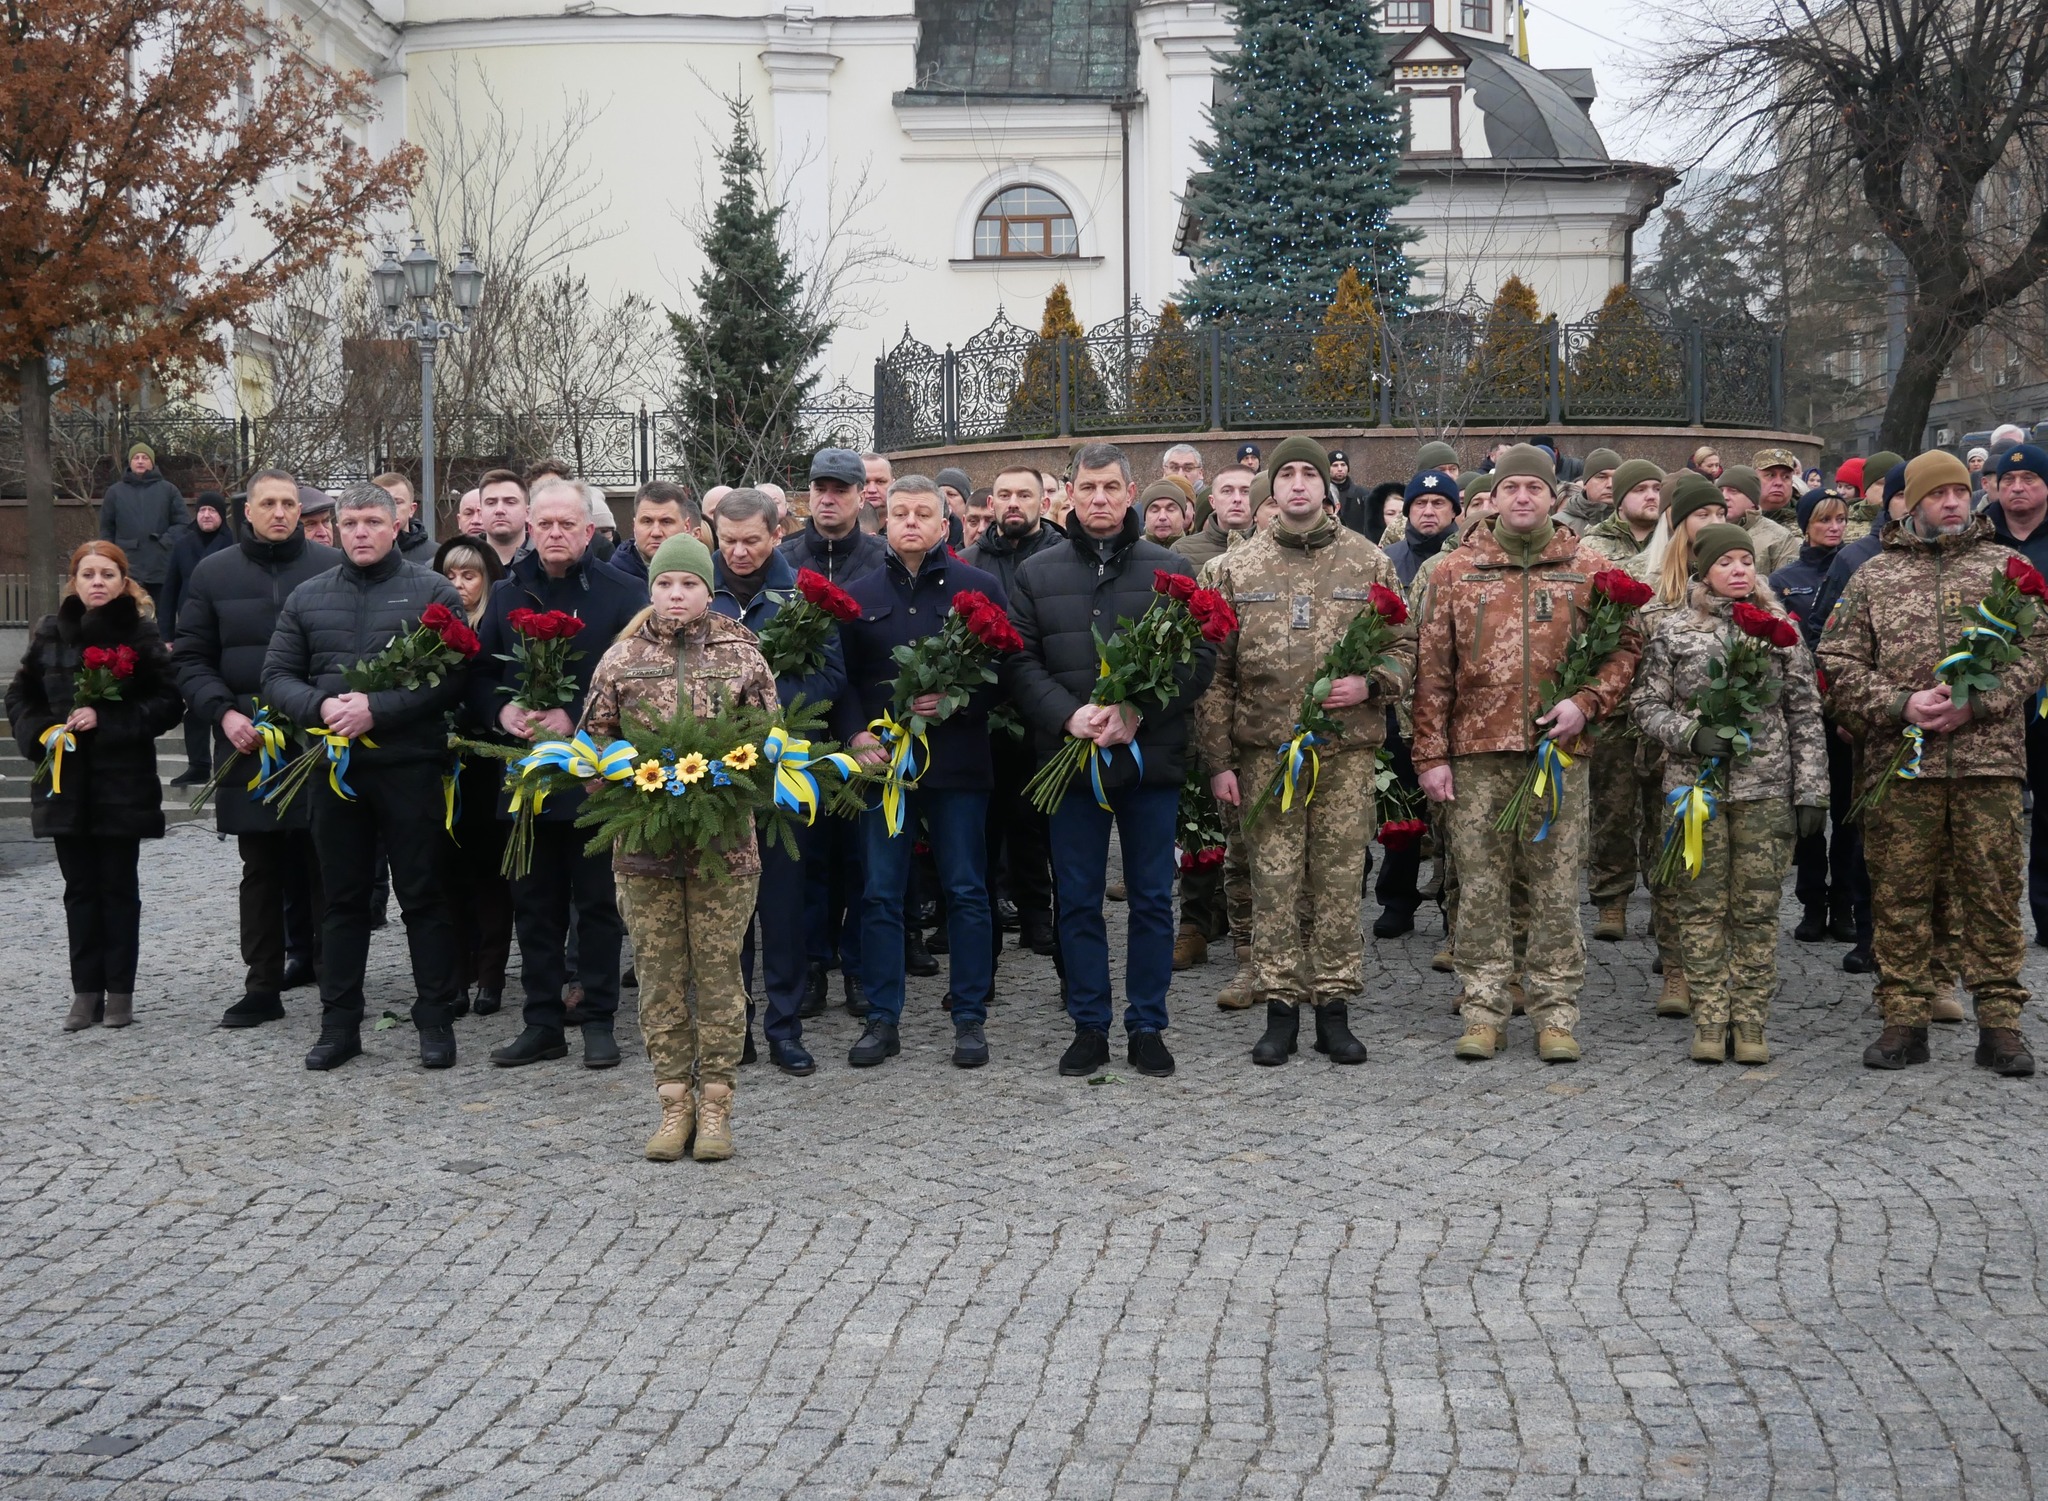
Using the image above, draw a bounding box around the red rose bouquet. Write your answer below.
[1242,582,1408,827]
[1850,554,2047,821]
[1653,598,1798,882]
[264,605,481,812]
[34,644,139,792]
[498,607,588,712]
[1175,759,1227,873]
[1022,569,1236,814]
[1373,743,1426,850]
[1494,568,1651,838]
[755,568,861,683]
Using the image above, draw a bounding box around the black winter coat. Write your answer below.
[157,520,235,641]
[396,516,438,565]
[261,550,467,766]
[831,549,1008,792]
[779,521,888,586]
[98,469,189,586]
[964,521,1064,601]
[7,594,184,839]
[1767,542,1840,649]
[1005,510,1216,792]
[173,529,343,833]
[1811,528,1885,643]
[465,550,649,821]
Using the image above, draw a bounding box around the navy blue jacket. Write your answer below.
[609,542,647,584]
[710,549,847,720]
[1811,527,1886,638]
[1988,501,2048,577]
[1384,527,1453,589]
[1768,542,1840,649]
[466,549,648,821]
[779,520,888,586]
[831,548,1008,792]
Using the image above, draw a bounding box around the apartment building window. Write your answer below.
[1385,1,1431,25]
[1459,1,1494,28]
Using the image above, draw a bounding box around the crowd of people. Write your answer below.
[15,426,2048,1161]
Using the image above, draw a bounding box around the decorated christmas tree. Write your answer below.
[1306,267,1387,412]
[1004,283,1106,435]
[1179,0,1419,323]
[1130,302,1203,422]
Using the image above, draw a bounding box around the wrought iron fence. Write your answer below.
[873,302,1787,450]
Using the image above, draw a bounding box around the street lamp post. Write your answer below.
[372,236,485,544]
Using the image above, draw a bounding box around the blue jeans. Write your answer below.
[859,791,992,1027]
[1048,782,1177,1036]
[742,832,807,1046]
[804,810,863,974]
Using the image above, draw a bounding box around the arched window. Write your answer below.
[973,186,1080,259]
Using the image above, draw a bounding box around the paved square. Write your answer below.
[3,824,2047,1498]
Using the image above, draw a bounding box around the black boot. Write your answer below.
[450,987,472,1019]
[1059,1028,1110,1077]
[843,974,869,1019]
[220,991,284,1029]
[471,985,503,1016]
[1371,905,1416,940]
[1312,1001,1368,1064]
[926,924,949,955]
[905,929,939,977]
[1019,911,1058,956]
[1842,943,1875,974]
[280,956,317,990]
[848,1017,900,1067]
[1252,1001,1300,1066]
[799,962,828,1019]
[1829,895,1858,943]
[582,1022,620,1069]
[419,1025,456,1069]
[304,1026,361,1071]
[1793,902,1829,943]
[490,1025,567,1066]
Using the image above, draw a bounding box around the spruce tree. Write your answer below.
[1470,274,1547,410]
[1179,0,1419,324]
[669,98,832,489]
[1130,302,1202,422]
[1307,267,1386,410]
[1572,285,1680,415]
[1004,283,1105,435]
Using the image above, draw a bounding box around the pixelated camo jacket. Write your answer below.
[1628,583,1828,806]
[1818,516,2048,789]
[578,609,780,878]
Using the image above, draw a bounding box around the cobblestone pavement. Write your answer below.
[4,823,2048,1498]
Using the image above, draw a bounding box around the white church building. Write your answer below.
[273,0,1674,392]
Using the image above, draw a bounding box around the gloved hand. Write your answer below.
[1795,805,1827,840]
[1689,725,1734,759]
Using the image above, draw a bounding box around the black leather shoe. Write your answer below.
[1842,944,1875,974]
[1059,1028,1110,1077]
[800,962,829,1018]
[844,975,870,1019]
[905,930,939,977]
[220,992,284,1029]
[1830,905,1859,943]
[169,767,209,787]
[927,925,949,955]
[472,986,503,1016]
[280,957,317,991]
[848,1018,900,1067]
[952,1022,990,1069]
[1794,906,1829,943]
[995,896,1020,931]
[1019,912,1058,956]
[419,1025,456,1069]
[582,1023,620,1069]
[1127,1029,1174,1077]
[1313,1001,1369,1064]
[770,1039,817,1076]
[304,1031,361,1071]
[742,1031,758,1065]
[1253,1001,1300,1066]
[490,1025,567,1067]
[450,988,472,1019]
[1371,906,1416,940]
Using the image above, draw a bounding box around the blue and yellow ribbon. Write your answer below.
[245,709,289,793]
[1529,738,1575,842]
[1083,741,1145,812]
[1896,724,1924,779]
[442,769,462,832]
[864,713,928,836]
[762,727,858,825]
[320,731,375,800]
[38,725,74,794]
[509,730,637,817]
[1664,771,1719,878]
[1274,729,1321,813]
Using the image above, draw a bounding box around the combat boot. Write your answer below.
[1656,973,1692,1018]
[1431,943,1456,973]
[1862,1024,1930,1070]
[62,991,103,1031]
[1252,1001,1300,1065]
[1454,1022,1500,1060]
[693,1082,734,1161]
[1311,1002,1367,1064]
[1593,904,1627,941]
[1732,1023,1769,1065]
[1793,903,1829,943]
[1690,1022,1727,1064]
[1216,960,1257,1010]
[1975,1027,2036,1077]
[1172,925,1208,971]
[1828,896,1858,943]
[1930,983,1966,1024]
[645,1082,694,1161]
[1537,1027,1581,1063]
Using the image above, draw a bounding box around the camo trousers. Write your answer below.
[1672,799,1793,1027]
[1239,750,1374,1005]
[618,868,757,1089]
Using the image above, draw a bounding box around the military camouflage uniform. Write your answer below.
[1196,517,1417,1007]
[1739,511,1802,576]
[1629,585,1828,1027]
[1412,518,1643,1032]
[1576,515,1665,919]
[580,610,779,1089]
[1820,516,2046,1028]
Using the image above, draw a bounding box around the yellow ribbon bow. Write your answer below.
[1276,729,1321,813]
[510,731,637,817]
[39,724,75,794]
[1667,778,1717,878]
[1529,738,1575,842]
[864,713,928,836]
[319,731,376,800]
[763,727,858,825]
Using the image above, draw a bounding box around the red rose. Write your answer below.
[506,607,536,635]
[1731,601,1796,648]
[440,621,481,658]
[553,612,586,639]
[111,645,137,677]
[1190,589,1239,642]
[2006,555,2048,600]
[1368,582,1409,625]
[1153,569,1197,602]
[421,603,457,631]
[1377,818,1424,851]
[1193,846,1225,871]
[82,646,112,669]
[1770,617,1801,650]
[1593,570,1654,609]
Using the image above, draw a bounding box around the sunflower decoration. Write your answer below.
[725,742,759,772]
[676,751,710,785]
[632,759,667,793]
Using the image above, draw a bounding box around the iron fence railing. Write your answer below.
[874,301,1787,451]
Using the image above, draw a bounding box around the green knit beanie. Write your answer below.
[128,441,154,464]
[1583,448,1623,479]
[1465,472,1496,498]
[1719,464,1761,504]
[1610,459,1664,499]
[1665,472,1726,528]
[1266,435,1332,493]
[1489,443,1557,493]
[1690,523,1756,577]
[648,533,715,589]
[1863,451,1904,488]
[1416,440,1460,473]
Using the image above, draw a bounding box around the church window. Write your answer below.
[974,186,1081,259]
[1386,1,1431,25]
[1459,1,1494,28]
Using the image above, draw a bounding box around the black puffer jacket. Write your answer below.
[7,593,184,839]
[174,528,343,833]
[1005,509,1216,791]
[779,520,887,585]
[1767,541,1840,649]
[156,519,235,640]
[964,521,1064,601]
[261,549,467,766]
[97,469,189,586]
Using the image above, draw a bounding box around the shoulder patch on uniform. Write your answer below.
[1544,571,1588,584]
[617,666,670,680]
[1235,590,1280,603]
[1331,587,1373,601]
